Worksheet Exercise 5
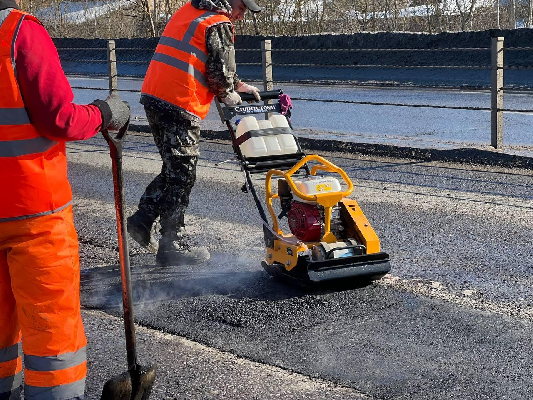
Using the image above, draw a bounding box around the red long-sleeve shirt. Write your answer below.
[14,18,103,141]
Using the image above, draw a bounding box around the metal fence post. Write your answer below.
[262,39,273,119]
[107,40,118,95]
[491,36,504,149]
[262,39,273,91]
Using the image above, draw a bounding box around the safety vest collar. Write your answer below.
[0,9,40,124]
[0,8,32,61]
[0,8,13,26]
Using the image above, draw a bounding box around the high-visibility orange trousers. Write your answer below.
[0,205,87,399]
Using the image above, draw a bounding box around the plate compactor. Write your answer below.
[216,89,391,285]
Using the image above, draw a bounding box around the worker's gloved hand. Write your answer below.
[237,82,261,103]
[92,93,131,132]
[220,91,242,106]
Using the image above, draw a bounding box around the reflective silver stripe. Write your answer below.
[158,36,208,64]
[0,342,21,363]
[152,53,208,88]
[183,11,217,45]
[25,378,85,399]
[25,347,86,372]
[0,107,31,125]
[0,136,57,157]
[151,11,222,92]
[12,12,25,78]
[0,10,27,92]
[0,371,22,394]
[0,200,72,223]
[0,9,12,27]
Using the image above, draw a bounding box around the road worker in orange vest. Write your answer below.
[0,0,130,398]
[128,0,262,266]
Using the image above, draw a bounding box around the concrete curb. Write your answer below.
[129,123,533,170]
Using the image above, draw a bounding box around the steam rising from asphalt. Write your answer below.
[81,251,269,314]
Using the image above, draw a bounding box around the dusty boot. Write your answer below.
[155,235,210,267]
[126,211,158,253]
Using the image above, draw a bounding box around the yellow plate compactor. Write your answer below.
[216,89,391,285]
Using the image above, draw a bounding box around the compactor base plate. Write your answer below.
[261,252,391,287]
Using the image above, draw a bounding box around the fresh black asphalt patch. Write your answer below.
[80,256,532,399]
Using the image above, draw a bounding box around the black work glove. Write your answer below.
[92,93,130,131]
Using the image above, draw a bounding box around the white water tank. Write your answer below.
[269,115,299,155]
[257,119,282,155]
[235,116,268,158]
[293,176,342,202]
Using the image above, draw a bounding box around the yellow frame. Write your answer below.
[265,155,354,244]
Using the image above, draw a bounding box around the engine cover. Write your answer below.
[288,201,322,242]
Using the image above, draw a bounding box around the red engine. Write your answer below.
[287,201,322,242]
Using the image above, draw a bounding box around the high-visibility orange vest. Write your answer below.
[141,2,233,119]
[0,9,72,222]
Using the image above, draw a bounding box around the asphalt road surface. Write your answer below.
[71,131,532,399]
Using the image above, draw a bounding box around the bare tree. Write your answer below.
[424,1,434,33]
[496,0,501,28]
[455,0,477,30]
[431,0,444,32]
[20,0,528,38]
[511,0,517,27]
[358,0,373,31]
[138,0,156,37]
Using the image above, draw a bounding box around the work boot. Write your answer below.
[155,235,210,267]
[127,211,158,253]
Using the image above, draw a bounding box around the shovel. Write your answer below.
[101,122,157,399]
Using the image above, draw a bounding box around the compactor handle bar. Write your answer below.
[285,155,354,203]
[239,89,283,102]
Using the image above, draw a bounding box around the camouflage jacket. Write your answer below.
[141,0,241,119]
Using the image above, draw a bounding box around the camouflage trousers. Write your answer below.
[138,106,201,236]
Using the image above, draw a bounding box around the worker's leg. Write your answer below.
[7,206,86,399]
[156,111,200,233]
[136,106,169,220]
[153,111,209,266]
[0,250,22,400]
[127,106,169,252]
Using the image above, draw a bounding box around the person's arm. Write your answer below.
[205,22,239,99]
[205,23,260,104]
[14,19,104,141]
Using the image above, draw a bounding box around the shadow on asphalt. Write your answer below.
[81,252,375,311]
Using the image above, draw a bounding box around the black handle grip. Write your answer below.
[239,89,283,102]
[102,119,130,143]
[102,119,130,160]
